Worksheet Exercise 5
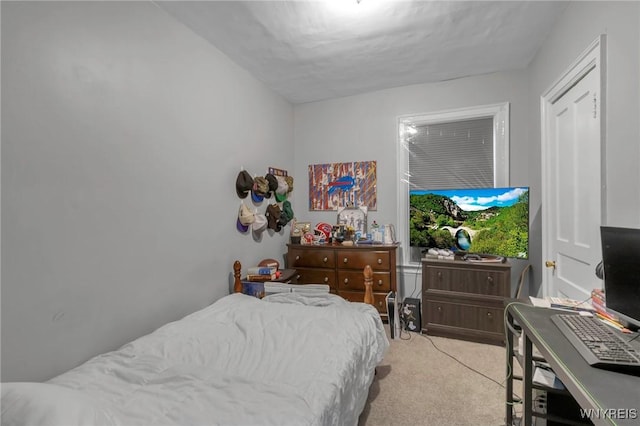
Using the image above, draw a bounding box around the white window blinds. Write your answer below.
[408,117,494,190]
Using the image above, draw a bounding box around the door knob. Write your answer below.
[545,260,556,269]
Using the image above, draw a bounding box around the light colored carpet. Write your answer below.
[359,327,516,426]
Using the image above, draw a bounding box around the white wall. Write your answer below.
[293,1,640,300]
[1,1,293,382]
[527,1,640,294]
[293,70,532,299]
[529,1,640,228]
[3,0,638,383]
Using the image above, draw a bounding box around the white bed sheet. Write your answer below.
[2,293,388,426]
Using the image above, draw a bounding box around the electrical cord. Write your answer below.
[397,312,415,341]
[422,330,525,426]
[418,331,522,403]
[397,305,524,424]
[503,301,530,393]
[396,300,524,404]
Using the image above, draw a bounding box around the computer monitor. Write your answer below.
[600,226,640,331]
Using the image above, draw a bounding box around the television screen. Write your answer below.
[409,187,529,259]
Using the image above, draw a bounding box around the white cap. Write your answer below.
[252,213,268,233]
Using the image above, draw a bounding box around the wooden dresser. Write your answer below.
[422,258,511,345]
[286,243,399,318]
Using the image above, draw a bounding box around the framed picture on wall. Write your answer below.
[308,161,377,211]
[337,206,367,239]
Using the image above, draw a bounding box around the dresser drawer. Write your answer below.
[338,250,390,270]
[337,270,391,292]
[339,290,387,314]
[424,300,504,334]
[293,268,337,291]
[424,266,509,297]
[288,249,335,269]
[286,243,399,321]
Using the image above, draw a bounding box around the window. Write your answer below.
[396,103,510,265]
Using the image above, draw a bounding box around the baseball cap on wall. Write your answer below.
[252,176,269,203]
[265,174,279,198]
[274,175,289,202]
[279,200,294,226]
[252,213,268,233]
[285,176,294,194]
[265,204,283,231]
[236,170,254,199]
[237,202,255,232]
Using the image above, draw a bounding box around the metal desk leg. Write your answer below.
[506,310,515,426]
[522,332,533,426]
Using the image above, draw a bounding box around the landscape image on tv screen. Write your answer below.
[409,187,529,259]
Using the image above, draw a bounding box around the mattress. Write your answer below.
[2,292,389,426]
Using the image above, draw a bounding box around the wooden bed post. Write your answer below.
[363,265,374,306]
[233,260,243,293]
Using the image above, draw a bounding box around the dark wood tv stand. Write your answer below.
[422,257,511,345]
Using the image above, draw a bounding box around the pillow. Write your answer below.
[263,291,348,307]
[1,382,116,426]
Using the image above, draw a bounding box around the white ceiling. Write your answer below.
[155,0,568,104]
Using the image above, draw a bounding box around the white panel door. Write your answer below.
[545,63,602,300]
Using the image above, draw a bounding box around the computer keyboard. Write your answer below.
[551,313,640,373]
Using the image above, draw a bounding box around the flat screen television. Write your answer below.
[409,186,529,259]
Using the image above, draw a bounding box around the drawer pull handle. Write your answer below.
[295,255,300,261]
[377,258,382,264]
[344,278,349,285]
[437,306,442,312]
[296,275,301,280]
[487,312,493,319]
[487,276,494,284]
[323,257,328,263]
[377,280,383,286]
[378,301,383,307]
[437,271,442,279]
[324,277,329,283]
[343,257,348,263]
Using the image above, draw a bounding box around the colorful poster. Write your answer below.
[308,161,377,211]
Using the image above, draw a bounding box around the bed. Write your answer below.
[1,261,389,426]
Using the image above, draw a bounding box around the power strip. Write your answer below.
[508,392,546,426]
[533,390,547,426]
[536,392,547,413]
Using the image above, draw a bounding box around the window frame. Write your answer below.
[396,103,510,267]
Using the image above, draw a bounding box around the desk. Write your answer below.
[505,303,640,426]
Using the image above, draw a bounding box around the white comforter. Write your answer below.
[2,293,389,426]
